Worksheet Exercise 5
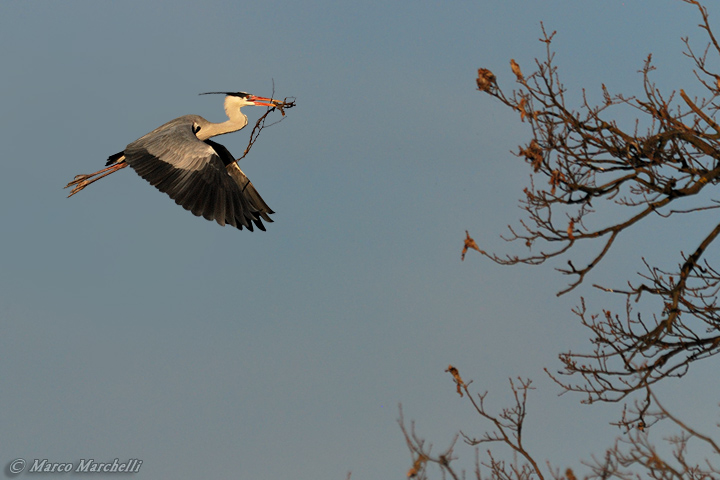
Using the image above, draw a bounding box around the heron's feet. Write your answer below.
[64,162,128,198]
[65,175,93,197]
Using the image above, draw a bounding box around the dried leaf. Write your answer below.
[445,365,465,396]
[519,139,543,172]
[549,169,566,195]
[476,68,497,92]
[461,231,481,261]
[602,83,612,105]
[510,59,523,81]
[567,219,575,240]
[407,456,427,478]
[517,97,528,122]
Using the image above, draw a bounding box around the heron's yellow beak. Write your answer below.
[248,95,282,107]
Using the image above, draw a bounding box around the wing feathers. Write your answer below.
[212,187,227,225]
[225,159,275,223]
[122,116,273,231]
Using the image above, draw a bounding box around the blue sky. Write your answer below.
[1,1,719,479]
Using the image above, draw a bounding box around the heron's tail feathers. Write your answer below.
[106,151,124,166]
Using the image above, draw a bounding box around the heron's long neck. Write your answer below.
[197,108,248,140]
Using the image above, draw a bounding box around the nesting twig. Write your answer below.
[236,83,296,162]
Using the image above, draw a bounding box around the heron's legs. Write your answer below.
[64,161,128,198]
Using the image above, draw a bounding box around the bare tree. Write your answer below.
[401,1,720,479]
[472,0,720,419]
[402,367,720,479]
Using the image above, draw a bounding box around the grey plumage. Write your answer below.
[66,92,284,232]
[121,115,273,231]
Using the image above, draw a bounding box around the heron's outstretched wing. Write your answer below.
[204,139,274,223]
[123,115,272,231]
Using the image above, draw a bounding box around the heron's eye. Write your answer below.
[193,124,201,134]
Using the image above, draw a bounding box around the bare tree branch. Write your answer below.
[466,2,720,411]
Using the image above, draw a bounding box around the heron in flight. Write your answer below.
[65,92,288,231]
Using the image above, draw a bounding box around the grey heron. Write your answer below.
[65,91,288,231]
